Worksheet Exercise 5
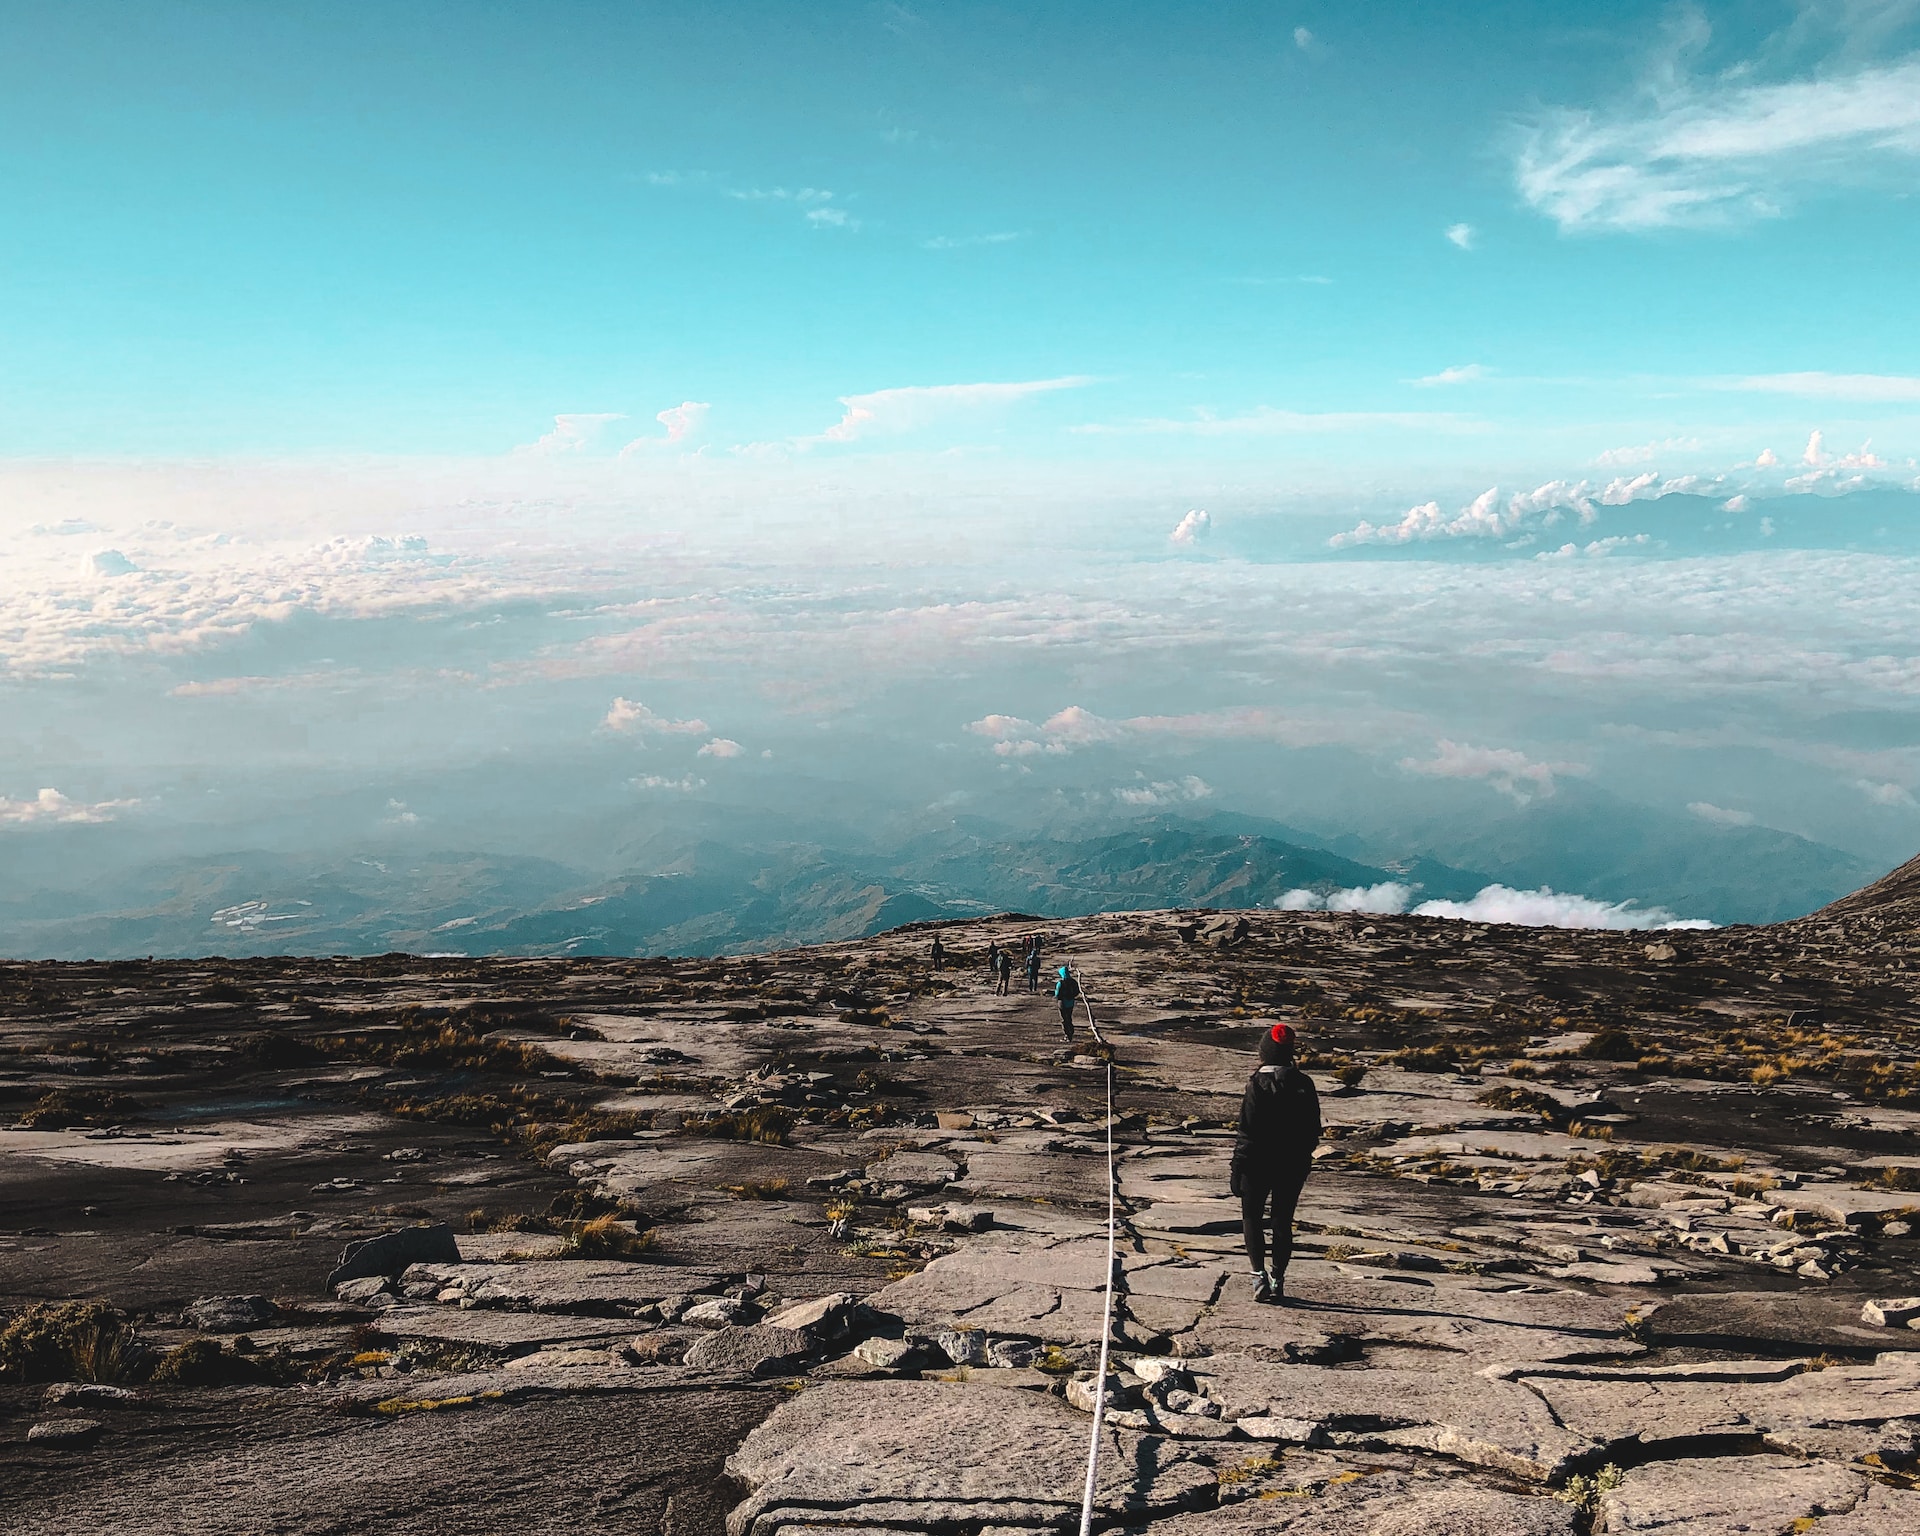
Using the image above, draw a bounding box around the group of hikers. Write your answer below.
[927,927,1315,1304]
[928,931,1083,1041]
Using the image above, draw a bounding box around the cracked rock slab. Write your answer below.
[1597,1453,1867,1535]
[724,1379,1215,1536]
[1188,1359,1594,1482]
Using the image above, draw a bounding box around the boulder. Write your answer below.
[759,1292,856,1337]
[27,1418,103,1447]
[1861,1296,1920,1328]
[183,1295,277,1332]
[682,1297,749,1328]
[1066,1374,1137,1413]
[852,1336,923,1369]
[42,1383,139,1408]
[933,1328,988,1366]
[325,1222,461,1288]
[684,1324,813,1376]
[332,1275,393,1306]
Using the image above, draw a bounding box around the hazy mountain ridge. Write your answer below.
[0,803,1884,959]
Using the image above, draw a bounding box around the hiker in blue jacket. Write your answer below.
[1053,965,1081,1043]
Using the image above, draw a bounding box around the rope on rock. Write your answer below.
[1074,964,1117,1536]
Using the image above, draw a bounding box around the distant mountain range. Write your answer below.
[0,808,1883,959]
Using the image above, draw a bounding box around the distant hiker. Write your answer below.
[1229,1022,1321,1305]
[987,940,1001,979]
[930,935,946,972]
[1054,964,1081,1042]
[1024,947,1042,993]
[995,951,1013,995]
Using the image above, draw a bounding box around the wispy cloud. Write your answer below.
[1074,406,1464,437]
[923,231,1025,249]
[805,376,1092,444]
[1517,50,1920,232]
[1412,364,1487,388]
[1689,800,1754,826]
[646,173,859,230]
[1445,223,1475,249]
[1725,371,1920,402]
[1400,738,1586,802]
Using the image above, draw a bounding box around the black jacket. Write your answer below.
[1231,1065,1321,1178]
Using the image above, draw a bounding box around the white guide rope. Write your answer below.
[1073,967,1117,1536]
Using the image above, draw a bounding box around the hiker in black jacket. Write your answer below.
[1229,1022,1321,1304]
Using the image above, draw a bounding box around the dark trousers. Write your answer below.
[1058,999,1075,1039]
[1240,1162,1311,1275]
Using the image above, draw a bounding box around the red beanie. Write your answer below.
[1259,1022,1295,1063]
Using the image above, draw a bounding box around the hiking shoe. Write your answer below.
[1265,1270,1288,1306]
[1247,1270,1272,1304]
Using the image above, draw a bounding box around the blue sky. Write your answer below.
[3,0,1918,465]
[4,2,1920,940]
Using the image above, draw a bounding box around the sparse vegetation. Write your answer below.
[690,1106,796,1144]
[0,1300,143,1383]
[565,1214,656,1257]
[16,1088,146,1129]
[1554,1464,1624,1512]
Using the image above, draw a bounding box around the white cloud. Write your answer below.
[1169,509,1212,546]
[87,549,140,578]
[807,377,1092,444]
[1332,480,1589,547]
[1855,778,1917,808]
[1412,364,1486,387]
[1445,223,1475,249]
[1077,406,1463,438]
[1688,800,1754,826]
[1401,739,1585,802]
[1277,882,1412,914]
[1754,448,1780,468]
[1535,534,1651,559]
[965,705,1127,758]
[0,788,137,826]
[632,774,706,792]
[622,401,711,455]
[1798,429,1884,471]
[697,737,745,758]
[1329,472,1694,549]
[922,232,1025,249]
[602,697,711,736]
[384,798,421,826]
[1293,26,1313,50]
[1517,54,1920,232]
[1112,775,1213,806]
[1729,371,1920,403]
[518,413,626,456]
[1722,494,1751,513]
[1410,885,1713,930]
[806,206,856,229]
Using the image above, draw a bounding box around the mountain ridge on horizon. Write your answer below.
[0,804,1884,961]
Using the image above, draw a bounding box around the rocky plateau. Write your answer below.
[6,850,1920,1534]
